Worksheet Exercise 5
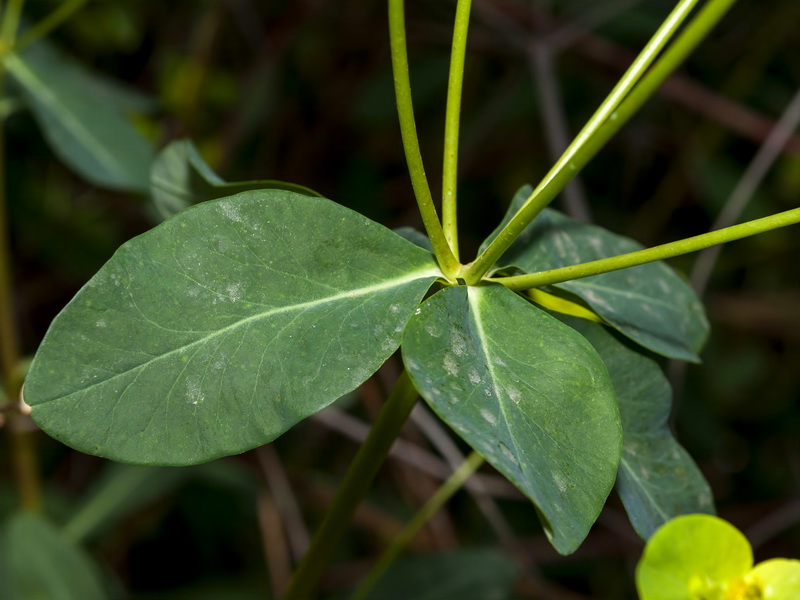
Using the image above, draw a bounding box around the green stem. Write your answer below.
[494,207,800,291]
[388,0,460,280]
[0,0,41,513]
[350,451,484,600]
[7,0,91,58]
[281,371,420,600]
[464,0,737,284]
[441,0,472,262]
[0,0,25,46]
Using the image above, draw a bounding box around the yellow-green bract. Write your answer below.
[636,514,800,599]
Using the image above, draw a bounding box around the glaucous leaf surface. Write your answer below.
[6,42,154,192]
[151,139,321,219]
[332,548,518,600]
[402,284,621,554]
[559,315,714,539]
[482,186,708,362]
[1,513,108,600]
[25,191,440,465]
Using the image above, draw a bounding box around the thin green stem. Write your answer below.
[7,0,91,58]
[0,0,41,513]
[0,0,26,47]
[464,0,737,284]
[281,371,420,600]
[388,0,460,280]
[350,451,484,600]
[494,207,800,291]
[441,0,472,261]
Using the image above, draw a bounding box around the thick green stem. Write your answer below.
[464,0,737,284]
[495,207,800,291]
[6,0,90,58]
[350,451,484,600]
[441,0,472,261]
[388,0,460,280]
[281,371,420,600]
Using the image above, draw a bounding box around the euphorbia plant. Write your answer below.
[14,0,800,598]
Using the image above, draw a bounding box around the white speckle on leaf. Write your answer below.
[227,283,243,302]
[96,319,107,328]
[553,473,568,493]
[468,369,481,385]
[187,379,205,406]
[390,304,400,313]
[581,289,613,311]
[424,321,440,337]
[451,332,466,356]
[480,409,497,426]
[414,307,422,315]
[220,201,243,222]
[507,387,520,404]
[443,353,458,376]
[499,443,518,465]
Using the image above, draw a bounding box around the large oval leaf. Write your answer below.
[6,42,154,192]
[559,316,714,539]
[402,284,621,554]
[25,190,440,465]
[482,186,708,362]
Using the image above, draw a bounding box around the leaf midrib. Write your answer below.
[35,267,439,405]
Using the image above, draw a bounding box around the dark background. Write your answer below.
[3,0,799,598]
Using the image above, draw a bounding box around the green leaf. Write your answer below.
[330,548,518,600]
[2,512,108,600]
[150,139,322,219]
[558,316,714,539]
[402,284,621,554]
[393,226,434,253]
[5,41,154,192]
[24,191,440,465]
[636,514,753,600]
[483,186,709,362]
